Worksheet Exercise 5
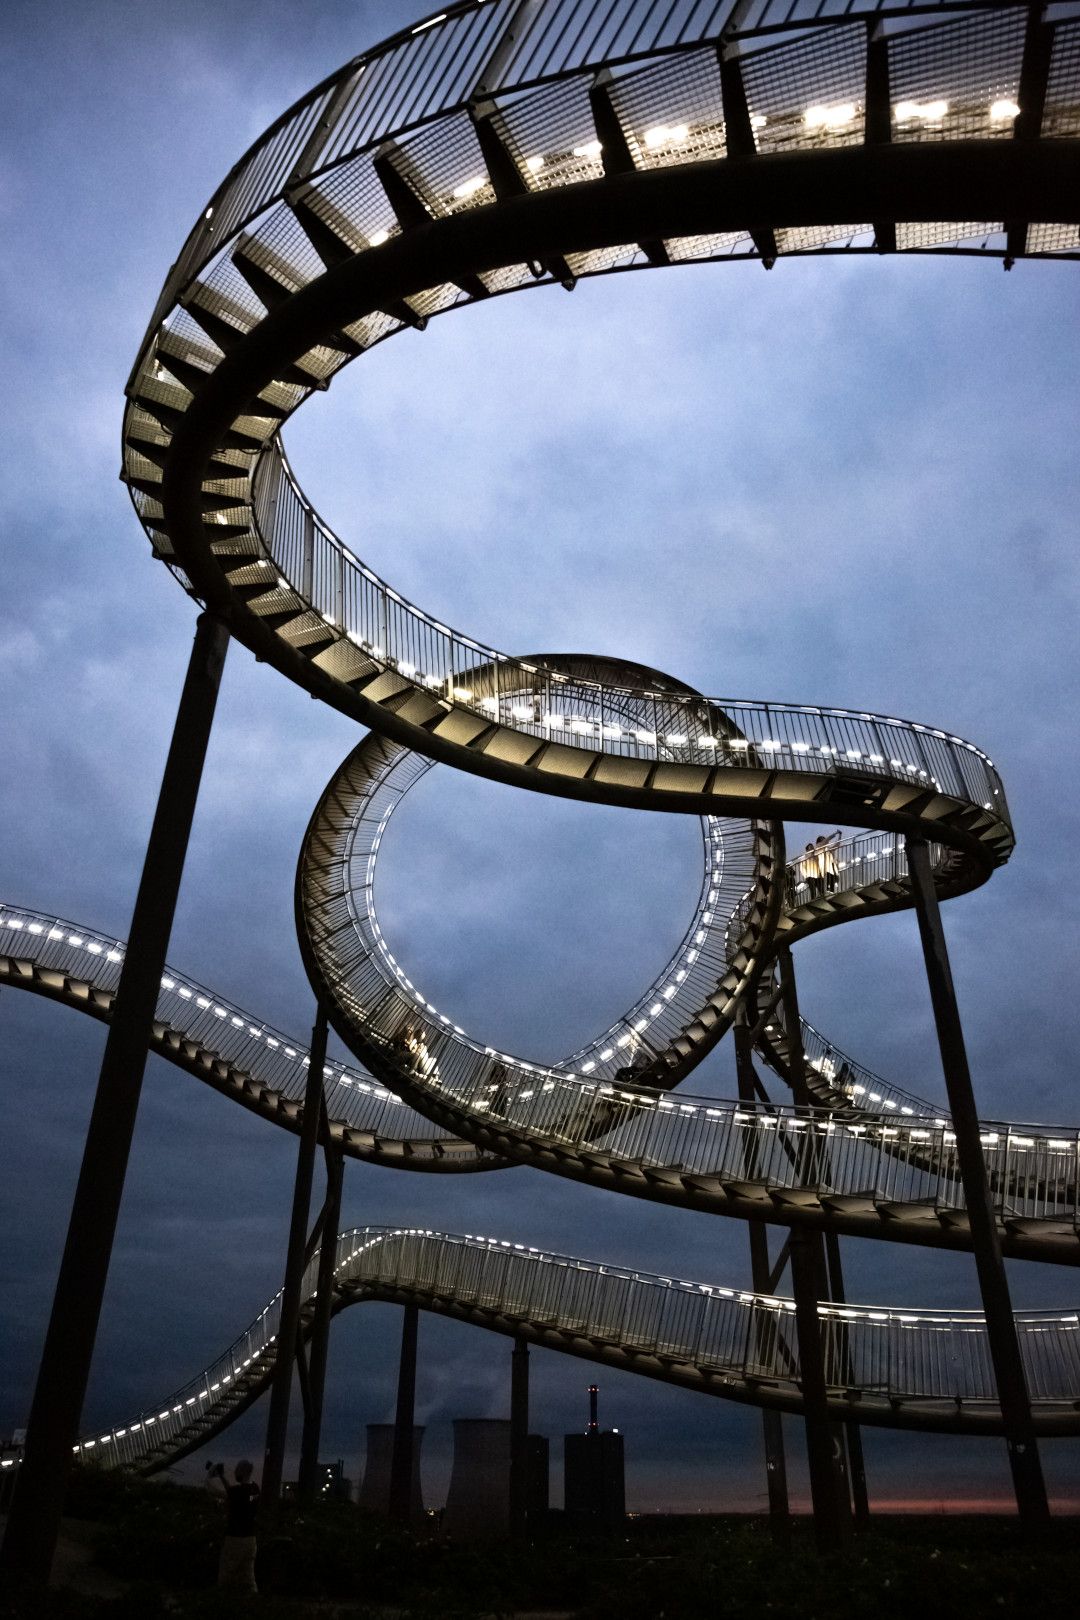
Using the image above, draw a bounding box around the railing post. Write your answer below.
[904,834,1049,1523]
[302,506,315,603]
[0,612,229,1587]
[734,1013,791,1540]
[509,1336,530,1535]
[389,1304,419,1521]
[262,1006,328,1504]
[297,1128,345,1505]
[777,947,852,1552]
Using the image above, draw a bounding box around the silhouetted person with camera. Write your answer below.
[207,1458,260,1592]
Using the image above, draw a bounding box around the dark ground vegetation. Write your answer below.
[1,1469,1077,1619]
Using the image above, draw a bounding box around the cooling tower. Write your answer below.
[358,1423,424,1517]
[443,1418,511,1538]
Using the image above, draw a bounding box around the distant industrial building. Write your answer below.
[564,1386,625,1529]
[442,1419,550,1537]
[358,1423,424,1517]
[444,1418,510,1538]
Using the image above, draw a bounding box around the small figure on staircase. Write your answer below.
[816,830,843,893]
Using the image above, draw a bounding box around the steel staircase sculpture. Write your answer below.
[7,0,1080,1495]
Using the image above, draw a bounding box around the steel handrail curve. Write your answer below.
[318,719,767,1087]
[240,442,1009,839]
[297,756,1080,1247]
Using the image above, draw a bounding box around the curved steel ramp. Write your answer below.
[2,1227,1075,1485]
[6,890,1076,1266]
[0,905,490,1172]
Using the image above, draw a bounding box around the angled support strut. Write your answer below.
[0,612,229,1586]
[262,1004,329,1503]
[735,1010,790,1538]
[297,1094,346,1504]
[905,835,1049,1523]
[777,947,852,1551]
[389,1303,419,1520]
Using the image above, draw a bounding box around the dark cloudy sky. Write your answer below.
[2,0,1079,1513]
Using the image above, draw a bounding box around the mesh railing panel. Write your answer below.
[1043,19,1080,138]
[0,906,476,1158]
[741,23,868,151]
[888,9,1026,145]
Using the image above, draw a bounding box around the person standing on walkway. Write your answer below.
[801,843,822,899]
[817,830,843,893]
[207,1459,260,1592]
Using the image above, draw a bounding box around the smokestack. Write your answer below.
[588,1385,598,1433]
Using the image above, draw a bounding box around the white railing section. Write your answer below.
[738,828,950,1119]
[304,867,1080,1227]
[320,729,764,1086]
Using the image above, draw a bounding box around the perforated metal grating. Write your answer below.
[1027,221,1080,253]
[896,220,1004,249]
[777,223,871,252]
[1043,19,1080,139]
[606,47,728,169]
[396,108,494,217]
[742,24,867,153]
[888,10,1026,145]
[665,230,755,260]
[497,74,608,190]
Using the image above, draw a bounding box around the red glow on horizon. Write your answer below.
[628,1493,1080,1516]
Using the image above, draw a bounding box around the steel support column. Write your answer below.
[389,1303,419,1521]
[824,1231,870,1528]
[734,1012,790,1538]
[509,1336,530,1534]
[297,1117,345,1505]
[262,1006,328,1504]
[777,947,851,1551]
[0,612,229,1586]
[905,835,1049,1522]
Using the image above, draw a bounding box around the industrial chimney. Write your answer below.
[564,1384,625,1529]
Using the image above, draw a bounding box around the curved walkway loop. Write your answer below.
[6,886,1078,1264]
[0,903,492,1172]
[2,1227,1078,1484]
[298,742,1080,1263]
